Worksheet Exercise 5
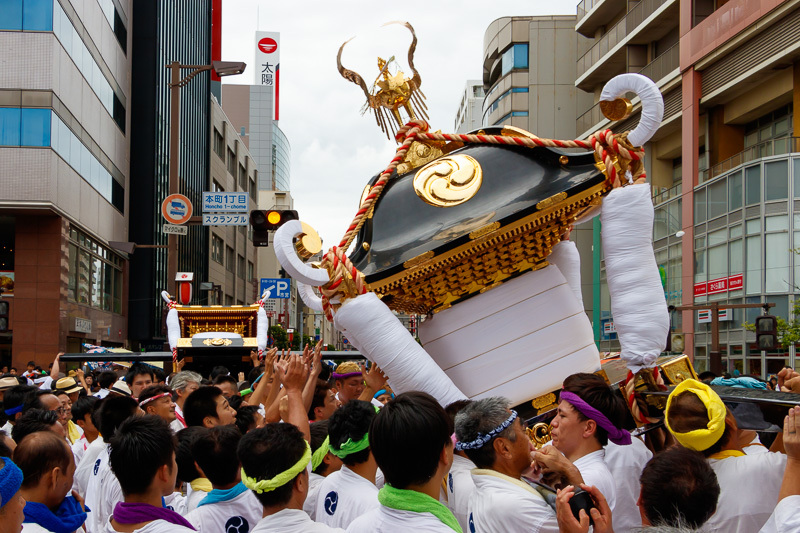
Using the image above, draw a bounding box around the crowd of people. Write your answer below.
[0,345,798,533]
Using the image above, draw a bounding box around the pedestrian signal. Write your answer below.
[0,300,8,332]
[755,315,778,351]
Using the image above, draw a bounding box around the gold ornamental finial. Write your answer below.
[337,21,428,140]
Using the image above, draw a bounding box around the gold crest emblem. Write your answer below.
[413,154,482,208]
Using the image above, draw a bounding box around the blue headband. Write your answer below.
[3,405,22,417]
[373,389,394,400]
[455,410,518,451]
[0,458,23,509]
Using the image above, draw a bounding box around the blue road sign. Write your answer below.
[260,278,291,299]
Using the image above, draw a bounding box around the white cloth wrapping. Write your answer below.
[334,293,467,407]
[257,303,269,355]
[600,183,669,373]
[548,240,583,306]
[600,74,664,148]
[161,291,180,355]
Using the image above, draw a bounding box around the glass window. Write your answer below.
[794,159,800,198]
[225,246,234,272]
[23,0,52,30]
[237,255,245,279]
[77,249,90,304]
[766,215,788,232]
[745,235,761,294]
[501,43,529,76]
[248,261,254,281]
[730,225,743,239]
[729,239,743,275]
[0,108,21,146]
[795,232,800,291]
[90,257,102,308]
[708,179,726,219]
[708,229,727,246]
[694,188,706,223]
[695,236,705,248]
[102,262,112,311]
[20,108,50,146]
[745,166,761,205]
[695,249,706,283]
[0,0,22,30]
[113,269,122,314]
[211,235,224,264]
[728,170,742,210]
[746,219,761,235]
[765,160,789,201]
[708,244,727,280]
[67,243,77,301]
[765,233,789,292]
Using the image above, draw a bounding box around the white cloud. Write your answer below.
[222,0,578,247]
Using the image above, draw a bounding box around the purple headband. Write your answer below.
[332,372,362,379]
[560,390,631,446]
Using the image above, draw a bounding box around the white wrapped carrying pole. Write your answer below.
[273,221,330,286]
[548,240,584,306]
[297,282,324,312]
[161,291,180,365]
[600,184,669,372]
[334,292,467,406]
[256,289,272,358]
[600,73,664,147]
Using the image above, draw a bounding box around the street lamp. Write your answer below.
[166,60,246,295]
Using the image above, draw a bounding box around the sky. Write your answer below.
[221,0,579,249]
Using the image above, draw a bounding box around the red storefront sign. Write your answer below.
[694,274,743,298]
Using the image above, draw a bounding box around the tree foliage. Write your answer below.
[743,300,800,347]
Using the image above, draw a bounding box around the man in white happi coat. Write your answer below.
[760,405,800,533]
[454,397,558,533]
[603,437,651,532]
[314,400,380,528]
[532,373,631,515]
[167,372,200,432]
[442,400,476,533]
[665,379,787,533]
[348,392,461,532]
[185,426,262,533]
[304,421,342,520]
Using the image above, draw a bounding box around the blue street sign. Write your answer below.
[260,278,291,299]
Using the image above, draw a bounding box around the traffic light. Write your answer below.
[0,300,8,332]
[249,210,299,247]
[755,315,778,351]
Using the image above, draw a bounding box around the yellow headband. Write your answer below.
[241,441,311,493]
[664,379,727,451]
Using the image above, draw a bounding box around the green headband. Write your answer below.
[241,441,311,493]
[311,436,330,471]
[329,432,370,459]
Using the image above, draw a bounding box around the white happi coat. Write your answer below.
[604,438,651,533]
[760,495,800,533]
[348,505,454,532]
[314,466,379,529]
[73,437,105,498]
[185,489,262,533]
[85,446,123,533]
[105,518,194,533]
[304,472,325,520]
[469,470,558,533]
[573,449,616,512]
[252,509,345,533]
[444,454,476,533]
[706,451,786,533]
[184,483,209,514]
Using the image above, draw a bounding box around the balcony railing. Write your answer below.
[577,0,604,21]
[652,181,682,205]
[577,0,669,79]
[576,43,679,136]
[699,137,800,183]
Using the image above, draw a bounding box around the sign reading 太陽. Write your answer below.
[255,31,280,120]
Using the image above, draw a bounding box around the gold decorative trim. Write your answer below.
[600,98,633,121]
[660,355,698,385]
[536,192,568,210]
[403,250,434,269]
[559,155,569,165]
[527,423,552,449]
[177,338,193,348]
[362,242,370,251]
[531,392,556,410]
[202,338,233,347]
[469,222,500,240]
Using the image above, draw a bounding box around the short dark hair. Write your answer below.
[561,373,626,446]
[26,361,35,367]
[183,386,224,427]
[26,391,57,413]
[97,395,139,438]
[2,385,38,415]
[212,374,238,391]
[235,405,260,435]
[11,409,60,443]
[697,371,717,382]
[239,423,306,508]
[371,392,452,489]
[138,384,174,412]
[71,395,99,422]
[98,371,118,389]
[210,366,229,381]
[308,379,332,420]
[0,430,12,457]
[327,400,376,467]
[310,420,331,475]
[125,363,155,385]
[639,446,720,528]
[53,390,68,398]
[176,426,206,483]
[15,431,72,488]
[192,426,242,487]
[247,365,264,386]
[444,399,473,425]
[109,415,176,496]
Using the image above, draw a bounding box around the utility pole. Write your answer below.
[670,302,774,375]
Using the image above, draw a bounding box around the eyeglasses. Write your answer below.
[56,407,69,415]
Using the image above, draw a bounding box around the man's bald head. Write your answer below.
[15,431,72,489]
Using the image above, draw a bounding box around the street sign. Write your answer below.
[202,214,248,226]
[698,308,731,323]
[260,278,290,299]
[262,299,278,313]
[161,194,193,225]
[162,224,188,235]
[202,192,249,213]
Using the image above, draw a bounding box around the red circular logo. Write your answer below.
[258,38,278,54]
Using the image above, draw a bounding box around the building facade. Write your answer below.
[128,0,212,350]
[575,0,800,375]
[454,80,484,133]
[0,0,132,368]
[208,97,258,305]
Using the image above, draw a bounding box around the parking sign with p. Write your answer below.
[260,278,291,299]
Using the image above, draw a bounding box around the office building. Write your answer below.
[0,0,132,367]
[454,80,484,133]
[208,97,259,305]
[128,0,212,350]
